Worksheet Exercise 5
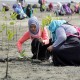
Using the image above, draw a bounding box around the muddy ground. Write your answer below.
[0,8,80,80]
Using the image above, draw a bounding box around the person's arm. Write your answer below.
[17,31,30,52]
[42,27,49,44]
[52,27,67,47]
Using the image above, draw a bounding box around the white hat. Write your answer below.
[2,3,6,6]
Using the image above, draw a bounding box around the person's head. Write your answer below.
[48,20,66,33]
[71,1,74,3]
[67,3,70,7]
[27,4,31,7]
[62,4,67,8]
[18,3,21,6]
[13,4,17,9]
[2,3,7,7]
[17,3,22,9]
[57,2,62,8]
[18,3,22,7]
[27,4,32,10]
[28,16,39,35]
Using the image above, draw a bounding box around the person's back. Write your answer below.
[47,20,80,66]
[17,3,23,9]
[26,4,32,18]
[55,2,66,16]
[62,4,72,15]
[18,0,25,8]
[38,0,46,12]
[13,4,26,19]
[48,3,53,11]
[70,1,75,13]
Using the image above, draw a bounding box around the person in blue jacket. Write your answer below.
[47,20,80,66]
[12,4,27,20]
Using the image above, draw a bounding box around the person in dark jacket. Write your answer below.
[24,4,33,18]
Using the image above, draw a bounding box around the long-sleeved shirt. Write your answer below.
[52,24,77,47]
[17,27,49,52]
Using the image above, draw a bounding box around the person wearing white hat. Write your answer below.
[2,3,9,11]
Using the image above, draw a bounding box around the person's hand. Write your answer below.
[18,50,22,53]
[38,38,43,43]
[47,45,53,52]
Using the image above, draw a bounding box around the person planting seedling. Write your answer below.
[17,16,51,61]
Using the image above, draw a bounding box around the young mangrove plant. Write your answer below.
[41,15,60,37]
[4,29,15,79]
[41,15,61,29]
[0,9,16,79]
[10,12,17,41]
[0,23,6,50]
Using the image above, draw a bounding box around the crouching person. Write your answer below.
[2,3,9,11]
[24,4,33,18]
[12,4,27,20]
[47,20,80,66]
[17,16,51,61]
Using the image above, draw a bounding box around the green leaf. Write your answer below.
[34,9,37,13]
[20,50,26,57]
[10,13,17,20]
[1,7,6,13]
[7,30,15,41]
[42,4,46,10]
[0,30,2,33]
[4,16,7,20]
[41,15,61,29]
[20,50,25,54]
[1,23,6,31]
[42,15,52,27]
[10,21,15,25]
